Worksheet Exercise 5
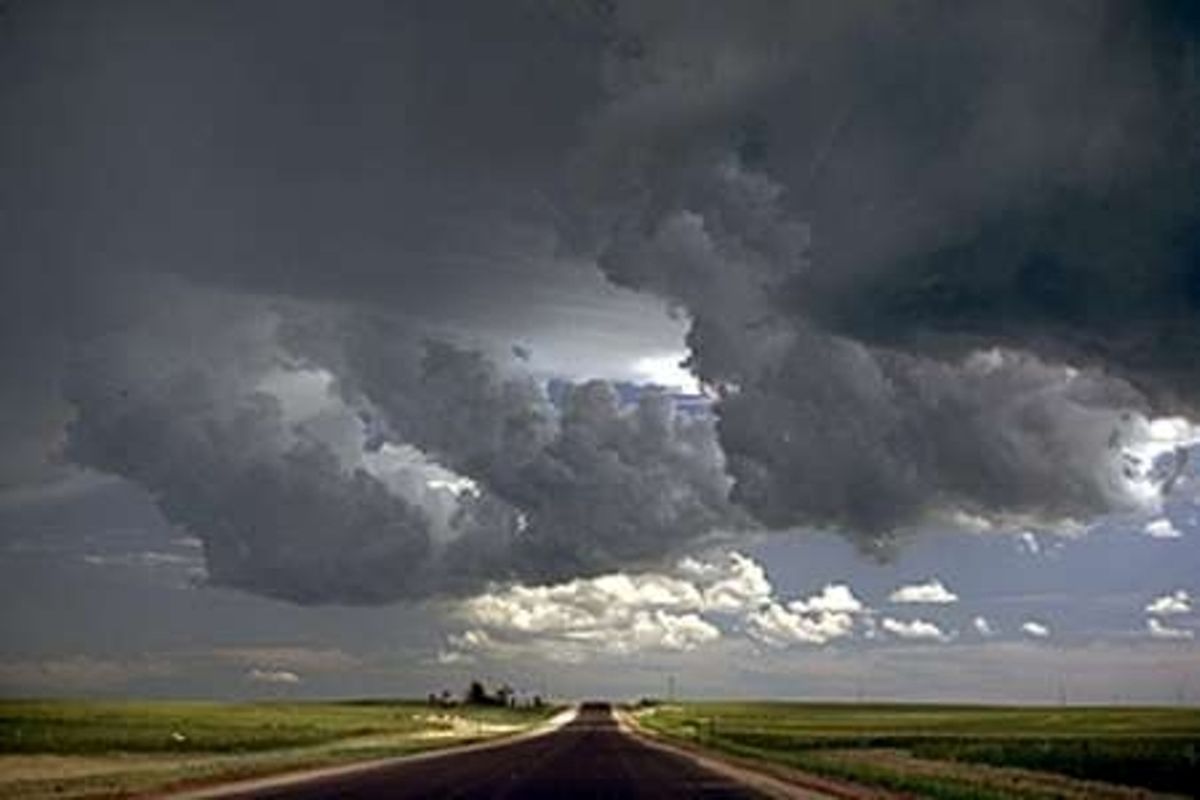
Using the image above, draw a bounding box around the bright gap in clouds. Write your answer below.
[630,353,701,394]
[1120,416,1200,508]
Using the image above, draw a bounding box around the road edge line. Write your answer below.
[162,706,578,799]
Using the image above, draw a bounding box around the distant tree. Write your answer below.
[467,680,490,705]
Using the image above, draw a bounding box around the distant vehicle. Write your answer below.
[579,701,611,713]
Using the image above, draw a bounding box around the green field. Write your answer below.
[635,702,1200,799]
[0,699,558,799]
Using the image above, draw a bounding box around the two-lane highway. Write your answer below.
[191,703,779,799]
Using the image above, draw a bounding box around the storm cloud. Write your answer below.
[569,0,1200,539]
[3,1,1200,604]
[58,289,736,603]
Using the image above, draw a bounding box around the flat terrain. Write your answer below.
[194,703,778,799]
[0,698,558,799]
[636,701,1200,799]
[5,699,1198,798]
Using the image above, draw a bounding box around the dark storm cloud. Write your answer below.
[56,289,426,604]
[3,1,1199,602]
[775,2,1200,410]
[574,150,1163,537]
[567,0,1200,538]
[311,319,740,583]
[58,293,736,603]
[0,0,615,479]
[4,0,733,603]
[0,0,603,317]
[573,0,1200,381]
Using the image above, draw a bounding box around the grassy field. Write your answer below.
[0,699,559,799]
[635,702,1200,799]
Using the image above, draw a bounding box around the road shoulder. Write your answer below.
[615,710,903,800]
[165,707,578,799]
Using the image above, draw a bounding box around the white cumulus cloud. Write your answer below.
[1021,620,1051,639]
[247,668,301,685]
[701,552,773,613]
[972,616,995,637]
[1144,518,1183,539]
[624,610,720,652]
[447,555,776,661]
[1017,531,1041,555]
[881,617,952,642]
[788,583,865,614]
[1146,590,1191,616]
[1147,618,1194,640]
[464,572,706,636]
[888,578,958,605]
[747,603,856,648]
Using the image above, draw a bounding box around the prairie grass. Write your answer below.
[0,699,557,798]
[637,701,1200,798]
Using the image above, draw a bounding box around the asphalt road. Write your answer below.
[208,703,770,799]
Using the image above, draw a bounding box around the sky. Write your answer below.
[2,0,1199,703]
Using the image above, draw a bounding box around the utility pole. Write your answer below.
[667,674,676,703]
